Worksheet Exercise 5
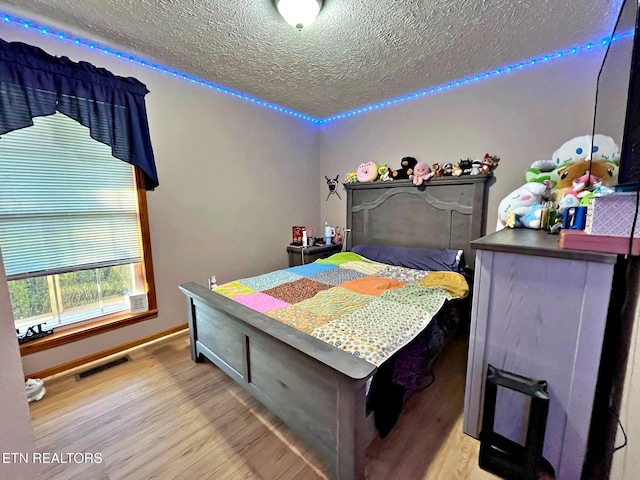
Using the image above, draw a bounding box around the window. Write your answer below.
[0,112,156,341]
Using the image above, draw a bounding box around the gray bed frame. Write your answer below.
[179,175,490,480]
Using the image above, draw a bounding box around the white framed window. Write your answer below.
[0,112,154,335]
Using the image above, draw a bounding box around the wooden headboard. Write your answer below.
[344,175,491,268]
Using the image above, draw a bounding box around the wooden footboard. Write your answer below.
[179,282,377,480]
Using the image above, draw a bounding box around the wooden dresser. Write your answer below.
[463,228,617,480]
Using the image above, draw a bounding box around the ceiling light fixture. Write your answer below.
[275,0,322,30]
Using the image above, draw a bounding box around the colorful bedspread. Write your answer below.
[214,252,469,367]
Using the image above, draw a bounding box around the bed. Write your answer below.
[179,174,490,480]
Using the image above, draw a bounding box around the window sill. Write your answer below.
[19,309,159,356]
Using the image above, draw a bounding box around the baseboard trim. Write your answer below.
[26,324,188,380]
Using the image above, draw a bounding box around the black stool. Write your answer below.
[479,365,552,480]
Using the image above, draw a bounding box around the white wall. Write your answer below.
[318,51,605,232]
[0,248,39,479]
[0,23,320,376]
[315,42,640,478]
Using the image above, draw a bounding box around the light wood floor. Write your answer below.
[30,331,499,480]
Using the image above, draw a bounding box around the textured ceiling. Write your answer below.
[0,0,623,117]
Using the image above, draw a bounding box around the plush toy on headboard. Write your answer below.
[391,157,418,180]
[481,154,500,174]
[441,162,454,176]
[470,159,482,175]
[410,162,434,185]
[343,171,359,184]
[431,163,444,177]
[378,163,392,181]
[356,161,379,182]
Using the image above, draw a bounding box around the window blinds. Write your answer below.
[0,112,142,281]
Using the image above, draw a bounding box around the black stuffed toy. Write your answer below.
[458,159,472,175]
[391,157,418,180]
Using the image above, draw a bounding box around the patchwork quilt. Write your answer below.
[214,252,469,367]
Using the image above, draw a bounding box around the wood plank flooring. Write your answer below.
[30,331,498,480]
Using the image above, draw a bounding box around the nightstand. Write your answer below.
[287,244,343,267]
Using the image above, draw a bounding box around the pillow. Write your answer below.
[351,244,463,272]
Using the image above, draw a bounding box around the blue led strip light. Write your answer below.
[318,30,635,124]
[0,11,634,126]
[0,12,321,123]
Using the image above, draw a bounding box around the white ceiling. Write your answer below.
[0,0,623,118]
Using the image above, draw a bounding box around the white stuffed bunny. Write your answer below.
[551,134,619,167]
[496,182,549,231]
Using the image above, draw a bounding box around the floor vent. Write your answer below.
[75,355,132,381]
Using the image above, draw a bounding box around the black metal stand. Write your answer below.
[479,365,551,480]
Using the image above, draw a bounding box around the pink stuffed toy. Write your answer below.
[559,171,602,211]
[356,162,378,182]
[410,162,434,186]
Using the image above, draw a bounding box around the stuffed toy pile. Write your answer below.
[496,134,620,231]
[431,154,500,178]
[344,153,500,186]
[344,162,392,184]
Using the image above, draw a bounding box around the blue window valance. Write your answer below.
[0,38,158,190]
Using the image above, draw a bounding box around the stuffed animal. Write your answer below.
[391,157,418,180]
[481,154,500,174]
[525,161,561,186]
[432,163,444,177]
[452,164,463,176]
[526,158,618,190]
[526,135,620,187]
[519,204,546,229]
[378,164,392,181]
[549,160,617,206]
[552,134,620,167]
[442,162,454,176]
[496,182,549,231]
[471,159,482,175]
[559,171,602,211]
[507,205,546,230]
[356,161,379,182]
[343,172,358,184]
[410,162,434,186]
[458,159,473,175]
[555,161,616,190]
